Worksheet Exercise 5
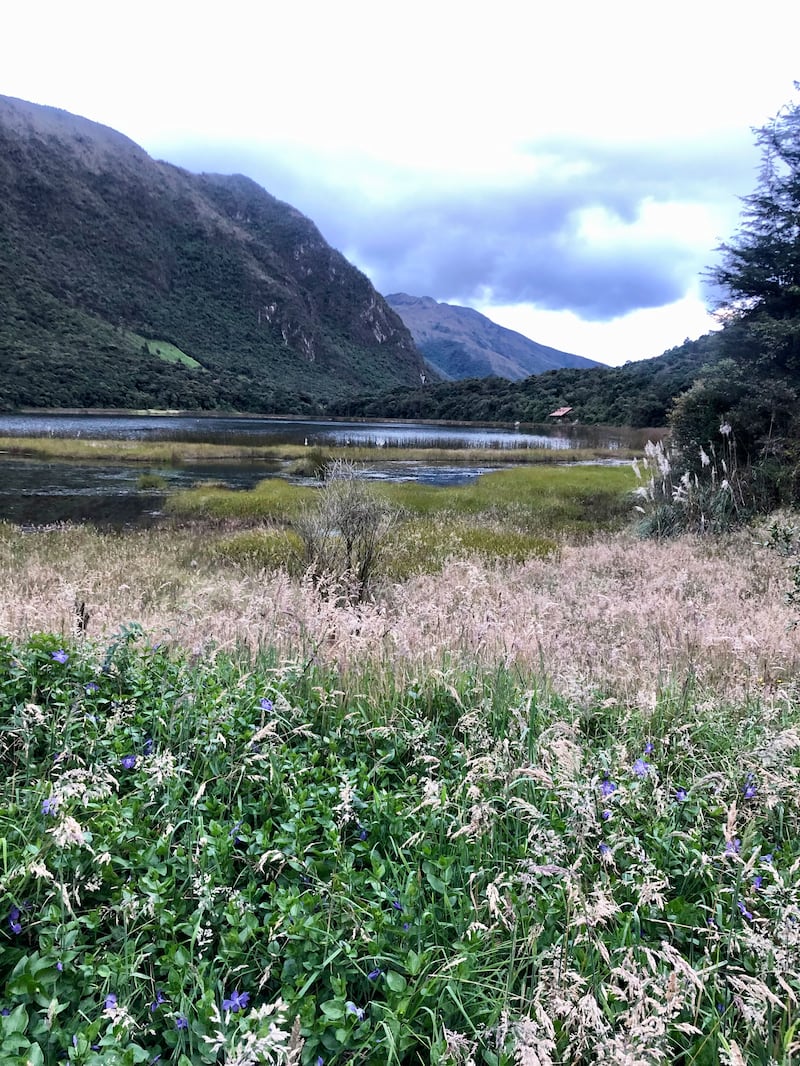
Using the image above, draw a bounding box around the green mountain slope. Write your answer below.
[385,293,603,379]
[0,95,427,411]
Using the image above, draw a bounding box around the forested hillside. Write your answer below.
[330,331,723,427]
[0,96,426,412]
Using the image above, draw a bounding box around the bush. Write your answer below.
[295,460,395,601]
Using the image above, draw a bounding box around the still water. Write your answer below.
[0,412,649,450]
[0,414,648,527]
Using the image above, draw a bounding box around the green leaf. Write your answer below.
[320,1001,345,1020]
[385,970,407,993]
[2,1005,28,1035]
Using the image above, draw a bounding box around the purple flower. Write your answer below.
[599,843,611,858]
[345,1001,365,1021]
[42,796,59,816]
[632,759,651,778]
[51,649,69,664]
[1,1008,9,1016]
[149,990,167,1012]
[8,908,22,935]
[175,1015,189,1030]
[675,787,688,802]
[763,854,774,865]
[222,989,249,1013]
[229,820,244,840]
[737,900,753,921]
[357,825,367,840]
[143,738,154,756]
[725,838,741,855]
[600,778,617,797]
[317,1058,324,1066]
[743,783,757,800]
[104,993,117,1011]
[56,961,63,972]
[259,698,274,711]
[120,754,137,770]
[391,900,403,911]
[601,809,612,821]
[753,875,764,890]
[85,682,99,694]
[644,742,654,755]
[367,968,382,981]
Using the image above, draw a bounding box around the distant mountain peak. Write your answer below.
[385,293,603,381]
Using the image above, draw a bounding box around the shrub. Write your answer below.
[295,460,395,601]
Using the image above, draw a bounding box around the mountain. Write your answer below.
[0,95,427,412]
[385,293,603,380]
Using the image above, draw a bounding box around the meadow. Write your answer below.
[2,455,800,1065]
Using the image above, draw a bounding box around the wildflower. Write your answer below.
[599,843,611,858]
[175,1015,189,1030]
[345,1001,365,1021]
[259,698,273,712]
[222,989,250,1013]
[42,796,59,816]
[8,908,22,935]
[600,777,617,797]
[357,825,367,840]
[737,901,753,921]
[675,787,688,802]
[391,900,403,911]
[367,968,382,981]
[104,993,118,1012]
[763,854,774,865]
[753,875,763,890]
[228,820,244,840]
[149,990,167,1012]
[601,809,612,821]
[85,682,99,694]
[120,754,137,770]
[1,1008,9,1016]
[632,758,651,778]
[56,961,63,972]
[143,737,154,756]
[51,649,69,664]
[643,742,654,754]
[725,838,741,855]
[743,783,757,800]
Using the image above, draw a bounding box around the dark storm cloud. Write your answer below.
[157,131,757,321]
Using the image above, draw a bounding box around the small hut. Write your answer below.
[548,406,573,419]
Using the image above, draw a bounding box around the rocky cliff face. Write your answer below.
[385,293,602,381]
[0,95,426,411]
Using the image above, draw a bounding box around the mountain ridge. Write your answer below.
[385,293,603,381]
[0,95,427,412]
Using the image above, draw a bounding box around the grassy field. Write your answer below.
[2,449,800,1063]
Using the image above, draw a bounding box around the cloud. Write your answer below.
[155,131,758,323]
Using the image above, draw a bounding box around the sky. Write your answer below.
[4,0,800,366]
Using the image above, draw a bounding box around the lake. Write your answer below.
[0,412,651,450]
[0,413,650,527]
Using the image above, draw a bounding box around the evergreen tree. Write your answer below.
[711,84,800,375]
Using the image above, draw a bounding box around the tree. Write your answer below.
[710,84,800,375]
